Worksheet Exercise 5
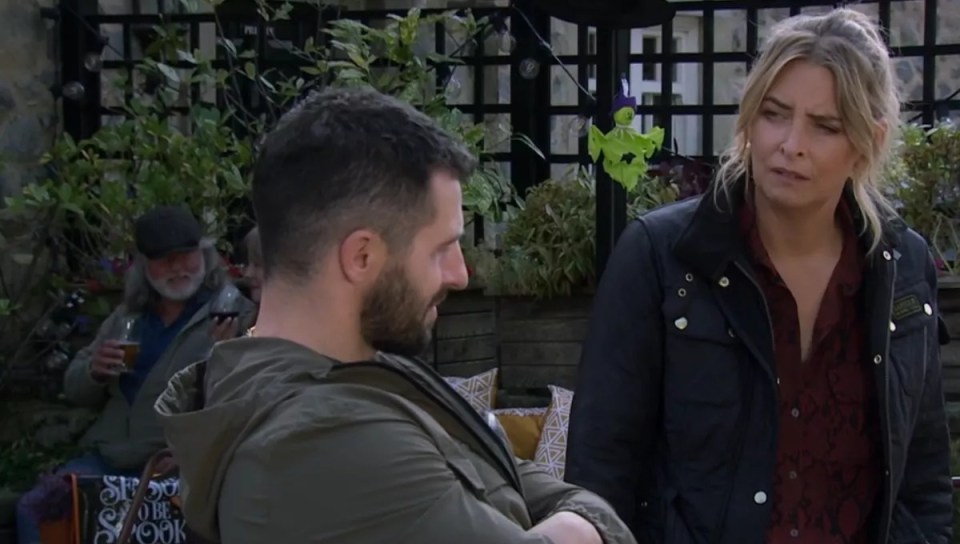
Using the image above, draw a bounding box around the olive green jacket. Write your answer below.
[154,337,635,543]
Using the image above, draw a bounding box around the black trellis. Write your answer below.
[51,0,960,277]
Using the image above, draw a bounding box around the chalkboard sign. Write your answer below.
[74,475,185,544]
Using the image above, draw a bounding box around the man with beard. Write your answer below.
[15,205,255,544]
[153,86,635,544]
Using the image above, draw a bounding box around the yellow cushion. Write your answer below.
[494,407,548,460]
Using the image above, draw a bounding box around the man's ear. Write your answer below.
[338,229,387,284]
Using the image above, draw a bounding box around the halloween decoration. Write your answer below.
[588,78,665,191]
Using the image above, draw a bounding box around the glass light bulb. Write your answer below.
[498,31,516,54]
[62,81,86,101]
[569,116,591,138]
[83,52,102,72]
[444,76,462,100]
[518,58,540,80]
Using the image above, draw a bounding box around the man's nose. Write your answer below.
[444,247,469,291]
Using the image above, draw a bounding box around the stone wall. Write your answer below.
[0,0,58,200]
[0,0,63,452]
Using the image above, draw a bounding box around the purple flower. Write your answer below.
[20,474,73,524]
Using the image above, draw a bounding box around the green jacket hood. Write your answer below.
[154,337,335,540]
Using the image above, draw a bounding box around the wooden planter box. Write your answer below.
[495,295,592,401]
[424,289,498,378]
[430,292,592,408]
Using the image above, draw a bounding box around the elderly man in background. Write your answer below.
[15,205,255,544]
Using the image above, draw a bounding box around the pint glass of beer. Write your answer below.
[109,315,140,372]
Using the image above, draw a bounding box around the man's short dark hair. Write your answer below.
[251,85,476,281]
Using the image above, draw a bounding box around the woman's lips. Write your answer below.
[770,167,810,181]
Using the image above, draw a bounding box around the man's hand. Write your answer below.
[89,340,126,382]
[529,511,603,544]
[210,316,240,342]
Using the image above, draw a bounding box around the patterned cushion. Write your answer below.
[493,407,548,460]
[533,385,574,479]
[443,368,498,414]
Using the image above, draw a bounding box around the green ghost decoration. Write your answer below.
[588,89,665,192]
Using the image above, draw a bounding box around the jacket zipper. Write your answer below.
[877,258,896,544]
[708,260,778,544]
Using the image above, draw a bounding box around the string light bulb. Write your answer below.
[62,81,86,101]
[83,52,102,72]
[444,75,462,100]
[518,58,541,79]
[498,30,516,53]
[569,115,591,138]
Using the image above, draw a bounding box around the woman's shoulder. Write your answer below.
[629,195,705,244]
[887,221,939,285]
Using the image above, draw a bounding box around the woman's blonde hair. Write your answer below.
[714,7,900,253]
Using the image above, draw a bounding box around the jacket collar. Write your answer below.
[672,179,906,280]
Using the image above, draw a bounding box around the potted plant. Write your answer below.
[456,156,708,399]
[17,473,74,543]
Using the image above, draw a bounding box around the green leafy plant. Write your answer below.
[465,155,691,299]
[6,105,252,270]
[0,4,526,401]
[469,167,597,298]
[0,437,82,493]
[885,121,960,275]
[227,1,525,223]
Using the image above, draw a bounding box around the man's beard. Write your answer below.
[360,262,445,357]
[147,264,206,302]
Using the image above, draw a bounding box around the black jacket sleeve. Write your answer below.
[564,220,665,539]
[892,250,954,544]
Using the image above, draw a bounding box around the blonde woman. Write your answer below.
[566,8,952,544]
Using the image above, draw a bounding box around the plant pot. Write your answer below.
[39,518,74,544]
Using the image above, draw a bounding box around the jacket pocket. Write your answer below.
[889,281,935,400]
[433,434,489,500]
[662,290,744,408]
